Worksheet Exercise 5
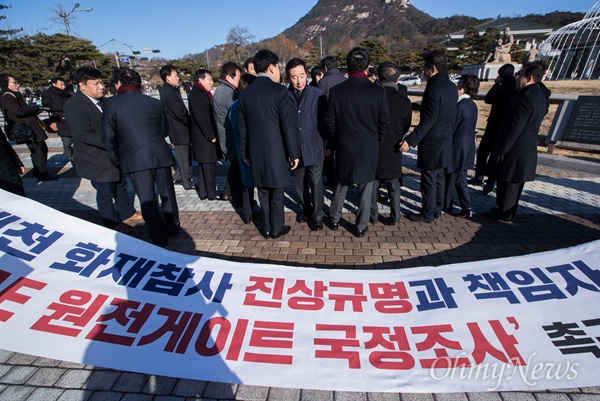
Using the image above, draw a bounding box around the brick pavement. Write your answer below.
[1,137,599,400]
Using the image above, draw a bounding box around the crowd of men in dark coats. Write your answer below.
[0,48,551,244]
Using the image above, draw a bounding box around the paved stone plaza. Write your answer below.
[1,137,599,400]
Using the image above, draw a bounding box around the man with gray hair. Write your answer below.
[371,61,412,226]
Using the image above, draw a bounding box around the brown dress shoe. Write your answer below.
[124,212,143,222]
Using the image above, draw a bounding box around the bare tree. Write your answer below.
[222,26,255,65]
[49,2,92,36]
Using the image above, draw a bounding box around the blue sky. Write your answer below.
[3,0,596,60]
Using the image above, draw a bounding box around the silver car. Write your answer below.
[398,76,422,86]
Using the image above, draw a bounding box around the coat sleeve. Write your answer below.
[238,97,248,162]
[484,83,503,105]
[170,94,189,125]
[377,90,391,143]
[316,93,329,143]
[279,88,299,161]
[2,93,38,119]
[324,96,336,149]
[212,92,229,155]
[496,92,534,157]
[402,98,412,135]
[101,103,120,167]
[404,86,441,147]
[64,101,105,149]
[190,95,216,142]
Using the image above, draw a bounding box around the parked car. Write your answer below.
[398,75,422,86]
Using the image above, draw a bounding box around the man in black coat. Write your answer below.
[325,47,390,237]
[64,67,139,233]
[238,49,299,239]
[318,56,347,98]
[371,62,412,226]
[485,61,550,221]
[42,77,73,163]
[470,64,517,192]
[189,68,220,200]
[159,65,193,190]
[400,50,458,223]
[102,68,179,247]
[0,74,56,181]
[319,55,347,188]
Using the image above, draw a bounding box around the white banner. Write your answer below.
[0,189,599,393]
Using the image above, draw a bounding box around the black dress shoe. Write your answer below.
[296,214,307,223]
[242,214,252,224]
[442,207,453,215]
[482,181,495,195]
[310,220,324,231]
[484,209,512,221]
[453,209,474,218]
[38,173,58,181]
[408,214,434,224]
[166,225,180,237]
[261,230,271,239]
[271,225,291,239]
[388,217,400,226]
[326,218,339,230]
[355,226,368,237]
[468,177,483,186]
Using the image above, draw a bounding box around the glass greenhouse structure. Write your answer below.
[538,1,600,80]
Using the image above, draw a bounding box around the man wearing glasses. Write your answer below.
[1,74,57,181]
[64,67,140,234]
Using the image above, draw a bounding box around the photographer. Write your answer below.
[42,77,73,164]
[1,74,57,181]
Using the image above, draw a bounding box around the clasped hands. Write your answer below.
[399,140,410,152]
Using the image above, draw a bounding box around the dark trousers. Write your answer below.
[0,180,25,197]
[323,153,335,186]
[420,168,445,219]
[474,133,496,178]
[91,179,135,229]
[197,163,217,200]
[128,167,180,246]
[241,186,255,217]
[223,157,244,204]
[294,161,325,222]
[60,136,73,161]
[329,181,374,231]
[27,141,49,176]
[444,171,471,211]
[172,144,193,189]
[371,178,402,224]
[496,181,525,219]
[257,187,284,235]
